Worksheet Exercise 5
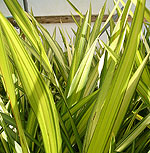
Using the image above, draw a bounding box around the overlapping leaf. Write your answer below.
[0,12,61,153]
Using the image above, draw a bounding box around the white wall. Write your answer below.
[0,0,112,16]
[28,0,149,16]
[0,0,149,48]
[28,0,113,16]
[1,0,149,16]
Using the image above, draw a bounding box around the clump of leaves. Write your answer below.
[0,0,150,153]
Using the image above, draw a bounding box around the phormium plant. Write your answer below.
[0,0,150,152]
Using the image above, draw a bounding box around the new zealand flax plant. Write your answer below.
[0,0,150,152]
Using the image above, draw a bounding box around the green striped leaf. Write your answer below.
[83,0,145,152]
[0,12,61,153]
[0,27,30,152]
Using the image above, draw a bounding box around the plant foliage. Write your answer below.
[0,0,150,153]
